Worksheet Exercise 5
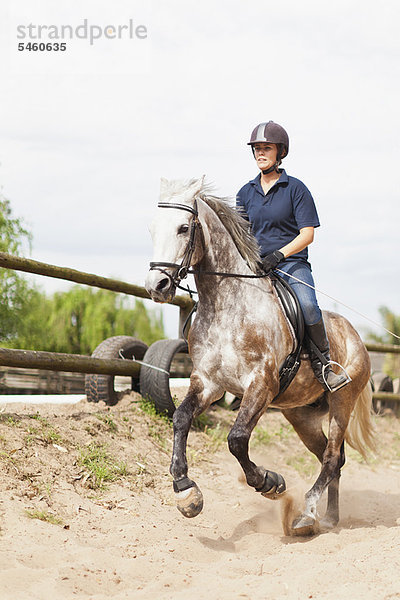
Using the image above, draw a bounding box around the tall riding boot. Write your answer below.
[306,318,351,392]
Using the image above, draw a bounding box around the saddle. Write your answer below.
[269,272,305,397]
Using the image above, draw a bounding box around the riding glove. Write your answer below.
[261,250,285,273]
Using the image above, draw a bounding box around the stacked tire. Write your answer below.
[371,371,396,414]
[85,336,148,405]
[85,336,191,417]
[139,339,190,417]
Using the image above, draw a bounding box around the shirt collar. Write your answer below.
[250,169,289,187]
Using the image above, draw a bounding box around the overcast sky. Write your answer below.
[1,0,399,340]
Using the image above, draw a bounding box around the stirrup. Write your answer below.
[322,361,352,392]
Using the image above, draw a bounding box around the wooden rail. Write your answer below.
[0,367,85,394]
[0,348,140,377]
[0,252,194,312]
[372,391,400,402]
[1,251,399,402]
[366,343,400,354]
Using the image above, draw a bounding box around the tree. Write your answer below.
[365,306,400,379]
[7,285,165,354]
[1,191,165,353]
[0,190,34,342]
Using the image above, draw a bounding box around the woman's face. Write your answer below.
[253,142,278,172]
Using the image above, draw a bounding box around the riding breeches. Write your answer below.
[277,259,322,326]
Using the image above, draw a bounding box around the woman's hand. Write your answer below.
[261,250,285,272]
[261,227,315,272]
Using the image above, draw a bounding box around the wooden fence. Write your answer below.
[0,251,195,335]
[0,251,398,406]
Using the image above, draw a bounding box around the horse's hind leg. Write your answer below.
[287,389,355,532]
[322,441,345,528]
[227,381,286,497]
[282,401,344,528]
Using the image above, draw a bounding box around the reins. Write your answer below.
[275,268,400,341]
[149,198,270,297]
[149,198,400,342]
[150,197,269,286]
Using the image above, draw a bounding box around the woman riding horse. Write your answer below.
[145,174,374,533]
[237,121,349,393]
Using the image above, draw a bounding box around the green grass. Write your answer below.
[286,454,319,479]
[203,422,229,451]
[29,413,48,424]
[192,411,214,431]
[138,397,171,425]
[0,415,20,427]
[137,397,172,451]
[78,443,128,490]
[274,423,294,441]
[95,413,118,432]
[251,421,294,447]
[41,428,61,445]
[0,450,17,465]
[25,509,63,526]
[252,427,272,446]
[25,413,62,445]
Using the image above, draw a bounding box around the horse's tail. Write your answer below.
[345,381,376,461]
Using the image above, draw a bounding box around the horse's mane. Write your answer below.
[199,190,261,273]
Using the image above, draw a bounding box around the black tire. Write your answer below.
[139,339,191,417]
[371,372,393,392]
[371,371,394,414]
[85,336,148,405]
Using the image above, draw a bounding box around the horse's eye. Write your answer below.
[178,224,189,235]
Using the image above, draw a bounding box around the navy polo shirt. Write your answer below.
[236,170,320,261]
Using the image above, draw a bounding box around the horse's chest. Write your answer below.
[191,319,273,383]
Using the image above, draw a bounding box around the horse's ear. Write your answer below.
[160,177,169,194]
[188,176,205,196]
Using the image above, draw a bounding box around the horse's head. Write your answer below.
[145,177,205,302]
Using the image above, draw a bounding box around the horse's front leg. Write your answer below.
[170,375,221,518]
[227,376,286,498]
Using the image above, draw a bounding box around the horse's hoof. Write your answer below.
[292,514,319,536]
[261,488,286,501]
[258,471,286,500]
[175,484,203,518]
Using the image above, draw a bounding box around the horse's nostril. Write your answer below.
[156,277,170,292]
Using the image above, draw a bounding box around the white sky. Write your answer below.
[1,0,399,339]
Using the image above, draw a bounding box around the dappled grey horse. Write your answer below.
[145,177,375,534]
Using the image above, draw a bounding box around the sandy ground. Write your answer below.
[0,393,400,600]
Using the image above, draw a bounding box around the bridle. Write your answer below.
[149,198,202,292]
[149,197,271,295]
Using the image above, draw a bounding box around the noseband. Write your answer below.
[149,198,202,290]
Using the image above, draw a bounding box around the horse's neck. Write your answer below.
[194,201,272,307]
[196,200,250,272]
[192,201,292,362]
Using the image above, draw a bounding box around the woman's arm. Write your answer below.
[279,226,315,259]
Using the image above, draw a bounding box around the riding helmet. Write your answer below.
[247,121,289,159]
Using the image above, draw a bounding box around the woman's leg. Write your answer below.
[277,260,321,326]
[278,260,350,392]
